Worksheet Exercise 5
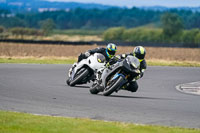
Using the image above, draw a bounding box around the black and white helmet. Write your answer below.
[133,46,146,61]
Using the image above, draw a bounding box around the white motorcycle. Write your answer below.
[67,53,106,86]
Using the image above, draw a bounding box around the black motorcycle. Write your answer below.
[90,55,140,96]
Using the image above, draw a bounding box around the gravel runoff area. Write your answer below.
[176,81,200,95]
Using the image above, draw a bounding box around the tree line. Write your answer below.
[0,7,200,30]
[0,18,56,38]
[0,7,200,46]
[103,13,200,47]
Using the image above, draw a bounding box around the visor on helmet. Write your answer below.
[136,54,145,60]
[107,49,116,56]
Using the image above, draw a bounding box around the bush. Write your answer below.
[0,26,7,39]
[26,28,43,36]
[147,29,164,43]
[122,28,163,43]
[194,33,200,47]
[10,27,25,37]
[9,27,43,37]
[39,19,56,36]
[103,27,125,41]
[0,26,5,33]
[103,27,200,48]
[181,29,200,44]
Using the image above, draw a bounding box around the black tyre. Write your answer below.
[69,68,90,86]
[89,84,100,94]
[66,79,70,85]
[103,76,124,96]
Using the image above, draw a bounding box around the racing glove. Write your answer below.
[135,75,141,80]
[84,52,90,57]
[105,62,111,68]
[134,71,144,81]
[133,70,142,81]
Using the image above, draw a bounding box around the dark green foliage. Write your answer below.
[161,13,184,37]
[1,7,200,30]
[187,13,200,29]
[104,27,200,47]
[0,17,27,28]
[122,28,163,43]
[194,33,200,46]
[182,29,200,47]
[39,19,55,36]
[1,7,200,47]
[0,26,4,33]
[181,29,200,43]
[0,8,162,29]
[0,25,6,39]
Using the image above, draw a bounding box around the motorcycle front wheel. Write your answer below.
[69,68,90,86]
[103,76,124,96]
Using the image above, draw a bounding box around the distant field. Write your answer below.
[0,42,199,62]
[53,29,104,36]
[6,35,102,42]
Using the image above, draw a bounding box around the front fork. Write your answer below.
[68,63,77,77]
[113,73,129,92]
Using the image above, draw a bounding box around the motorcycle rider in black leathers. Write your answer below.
[107,46,147,92]
[69,43,117,74]
[78,43,117,63]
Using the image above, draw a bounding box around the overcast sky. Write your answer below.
[47,0,200,8]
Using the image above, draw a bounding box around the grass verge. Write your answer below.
[0,110,199,133]
[147,59,200,67]
[0,57,76,64]
[0,57,200,67]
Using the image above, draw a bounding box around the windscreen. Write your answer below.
[126,56,140,69]
[97,54,106,63]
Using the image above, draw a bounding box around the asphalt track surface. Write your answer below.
[0,64,200,128]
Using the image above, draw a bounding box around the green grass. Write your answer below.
[0,57,200,67]
[147,59,200,67]
[0,110,199,133]
[0,57,76,64]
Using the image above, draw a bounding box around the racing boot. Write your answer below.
[114,83,129,93]
[121,82,138,92]
[96,84,104,92]
[94,78,104,92]
[90,79,103,94]
[120,83,134,92]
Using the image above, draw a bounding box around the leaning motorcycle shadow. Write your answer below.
[66,85,178,101]
[98,94,178,101]
[70,85,90,88]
